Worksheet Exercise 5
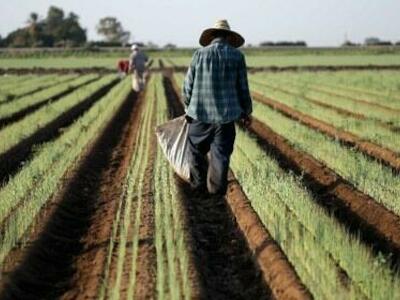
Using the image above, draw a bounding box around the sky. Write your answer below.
[0,0,399,47]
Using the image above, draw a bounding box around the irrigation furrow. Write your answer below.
[0,77,119,183]
[301,83,400,114]
[0,86,140,300]
[252,91,400,173]
[251,79,397,132]
[0,76,100,128]
[0,75,79,106]
[226,171,312,300]
[165,71,298,299]
[247,117,400,267]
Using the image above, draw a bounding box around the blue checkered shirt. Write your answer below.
[182,38,252,123]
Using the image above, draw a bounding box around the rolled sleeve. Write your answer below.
[237,54,252,116]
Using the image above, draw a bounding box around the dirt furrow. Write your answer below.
[252,91,400,173]
[0,76,79,107]
[252,79,396,132]
[308,85,400,114]
[226,171,312,300]
[0,78,119,184]
[0,76,100,128]
[164,71,273,299]
[248,117,400,268]
[0,87,141,300]
[132,101,158,299]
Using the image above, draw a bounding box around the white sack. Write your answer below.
[155,116,190,182]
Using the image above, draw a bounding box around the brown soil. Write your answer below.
[0,76,79,107]
[0,67,115,75]
[0,158,81,289]
[132,101,157,299]
[308,85,400,115]
[164,72,273,299]
[0,76,100,128]
[172,65,400,74]
[319,82,400,102]
[0,86,140,300]
[252,80,397,132]
[252,91,400,173]
[226,171,312,300]
[248,118,400,268]
[247,65,400,73]
[0,78,119,184]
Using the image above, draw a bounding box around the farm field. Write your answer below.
[0,53,400,300]
[2,48,400,69]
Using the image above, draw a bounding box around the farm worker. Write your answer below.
[182,19,252,195]
[129,44,148,92]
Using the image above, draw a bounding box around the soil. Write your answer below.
[226,172,312,300]
[164,71,273,299]
[132,101,157,299]
[248,118,400,268]
[252,91,400,173]
[170,64,400,74]
[310,85,400,114]
[0,76,79,106]
[0,78,120,184]
[0,76,100,128]
[0,87,140,300]
[252,80,397,132]
[0,67,115,75]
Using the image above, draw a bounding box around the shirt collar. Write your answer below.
[211,37,227,45]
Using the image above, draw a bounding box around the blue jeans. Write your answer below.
[187,119,236,195]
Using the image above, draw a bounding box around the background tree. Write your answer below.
[96,17,131,45]
[4,6,86,47]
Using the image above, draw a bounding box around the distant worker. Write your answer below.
[182,19,252,196]
[129,44,148,92]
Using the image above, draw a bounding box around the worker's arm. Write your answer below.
[128,53,136,72]
[237,53,252,117]
[182,51,198,107]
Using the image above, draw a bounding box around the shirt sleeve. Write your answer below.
[237,53,252,116]
[182,51,197,107]
[129,53,135,69]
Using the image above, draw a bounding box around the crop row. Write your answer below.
[0,74,77,103]
[0,74,98,121]
[292,71,400,103]
[250,100,400,214]
[0,77,130,267]
[99,74,194,299]
[0,74,117,156]
[231,129,400,299]
[253,71,400,110]
[173,72,400,216]
[249,77,400,151]
[173,72,400,299]
[251,73,400,123]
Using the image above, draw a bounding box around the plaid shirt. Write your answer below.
[182,38,252,123]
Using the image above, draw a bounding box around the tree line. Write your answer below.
[0,6,132,48]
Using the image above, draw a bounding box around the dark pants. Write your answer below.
[187,119,236,195]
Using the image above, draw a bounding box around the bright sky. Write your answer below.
[0,0,399,47]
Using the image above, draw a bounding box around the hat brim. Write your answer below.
[199,28,245,48]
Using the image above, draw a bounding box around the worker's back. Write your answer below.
[183,37,251,124]
[130,50,148,73]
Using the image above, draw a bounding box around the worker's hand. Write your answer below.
[240,115,252,128]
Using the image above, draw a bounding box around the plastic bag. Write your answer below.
[131,71,141,92]
[155,116,190,182]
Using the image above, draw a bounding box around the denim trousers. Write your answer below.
[187,119,236,195]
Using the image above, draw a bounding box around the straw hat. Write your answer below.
[199,19,245,48]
